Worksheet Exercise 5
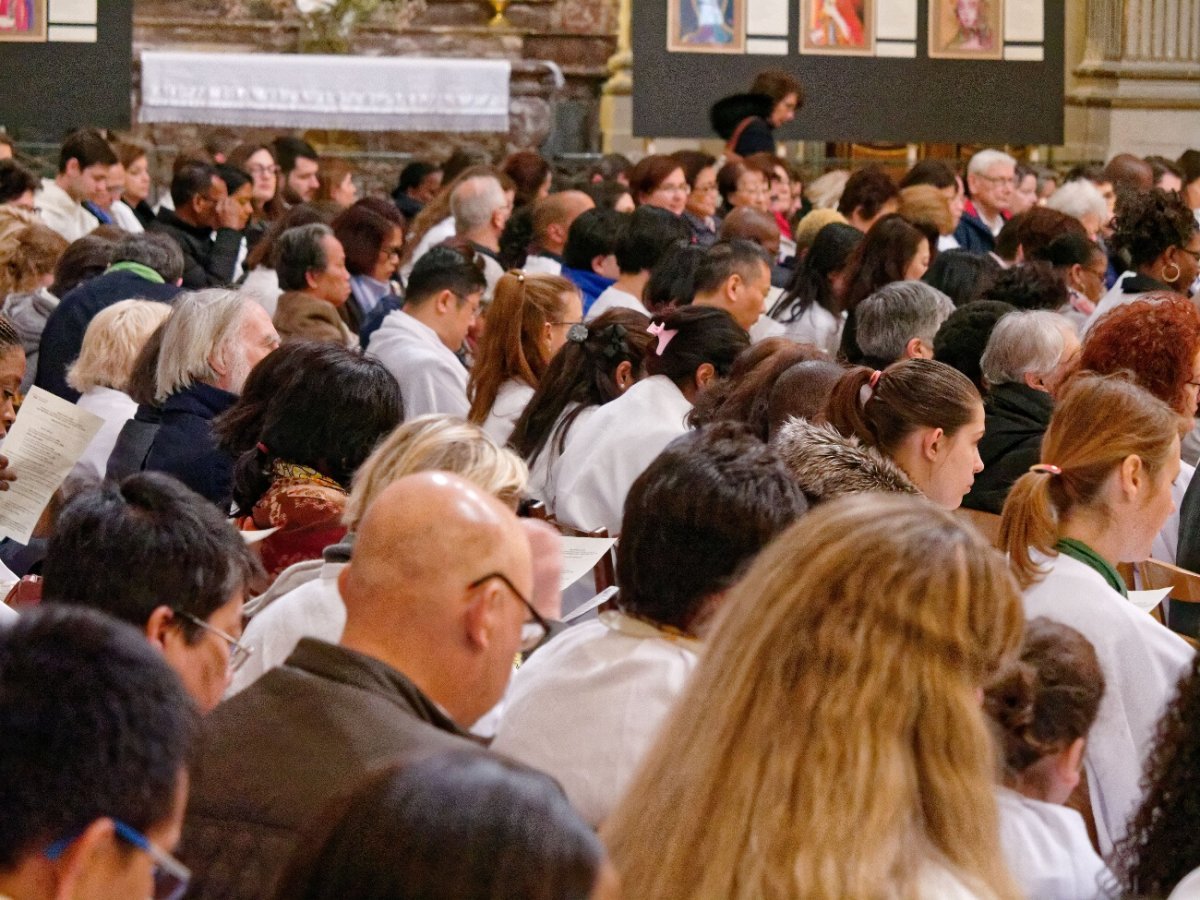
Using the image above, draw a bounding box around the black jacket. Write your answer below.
[143,383,237,507]
[34,270,180,401]
[962,382,1053,514]
[149,208,243,289]
[105,404,162,482]
[709,92,777,157]
[179,639,479,900]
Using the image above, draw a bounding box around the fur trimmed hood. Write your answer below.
[772,418,920,504]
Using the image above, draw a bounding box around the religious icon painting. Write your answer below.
[800,0,875,56]
[929,0,1004,60]
[0,0,47,41]
[668,0,746,54]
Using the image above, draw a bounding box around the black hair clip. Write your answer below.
[599,323,629,361]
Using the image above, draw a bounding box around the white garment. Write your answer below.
[478,251,505,302]
[748,313,784,343]
[1153,461,1194,565]
[1022,551,1194,854]
[996,788,1114,900]
[1084,271,1136,333]
[526,403,599,510]
[401,216,455,279]
[555,374,691,534]
[481,378,535,445]
[229,558,347,696]
[782,303,843,355]
[522,253,562,276]
[938,233,960,252]
[74,387,138,479]
[109,200,145,233]
[368,310,469,419]
[586,285,646,320]
[241,267,282,319]
[1170,867,1200,899]
[0,602,15,623]
[492,612,700,826]
[37,179,98,243]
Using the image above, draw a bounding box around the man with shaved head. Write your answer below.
[178,471,535,900]
[524,190,595,275]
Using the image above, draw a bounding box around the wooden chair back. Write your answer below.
[1131,559,1200,644]
[954,507,1002,548]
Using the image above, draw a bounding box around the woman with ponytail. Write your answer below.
[466,270,583,444]
[774,357,985,509]
[554,305,749,534]
[509,308,653,509]
[984,617,1114,899]
[999,372,1193,855]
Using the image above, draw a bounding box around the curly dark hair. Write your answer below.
[981,261,1067,311]
[1112,652,1200,897]
[1111,187,1198,269]
[1080,292,1200,417]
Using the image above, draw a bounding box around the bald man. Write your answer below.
[1104,153,1154,196]
[179,472,534,900]
[525,190,595,275]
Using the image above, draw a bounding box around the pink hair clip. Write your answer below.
[647,322,678,356]
[869,370,883,389]
[1029,463,1062,476]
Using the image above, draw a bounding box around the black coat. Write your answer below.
[34,270,180,401]
[105,404,162,482]
[962,382,1053,514]
[709,92,777,157]
[149,208,243,290]
[142,383,237,507]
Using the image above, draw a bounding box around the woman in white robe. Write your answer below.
[1000,373,1194,856]
[554,306,750,534]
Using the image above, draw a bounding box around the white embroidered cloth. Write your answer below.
[140,51,510,132]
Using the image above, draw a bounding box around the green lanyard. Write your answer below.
[1054,538,1128,597]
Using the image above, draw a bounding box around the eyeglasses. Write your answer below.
[657,183,691,195]
[247,164,280,177]
[380,245,404,259]
[468,572,550,652]
[977,174,1016,187]
[172,609,253,672]
[1178,246,1200,262]
[46,819,192,900]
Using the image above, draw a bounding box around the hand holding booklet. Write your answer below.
[0,388,103,544]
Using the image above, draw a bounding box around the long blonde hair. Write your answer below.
[603,493,1025,900]
[999,372,1184,587]
[343,415,528,528]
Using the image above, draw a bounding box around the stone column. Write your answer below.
[598,0,642,155]
[1064,0,1200,159]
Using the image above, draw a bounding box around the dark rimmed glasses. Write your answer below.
[468,572,550,652]
[172,609,253,672]
[46,819,191,900]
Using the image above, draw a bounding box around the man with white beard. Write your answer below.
[143,289,280,506]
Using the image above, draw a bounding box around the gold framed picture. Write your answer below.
[800,0,875,56]
[0,0,47,41]
[667,0,746,55]
[929,0,1004,60]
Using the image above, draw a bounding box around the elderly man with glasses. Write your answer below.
[178,470,537,900]
[954,148,1018,255]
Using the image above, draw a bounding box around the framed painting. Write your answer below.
[667,0,746,54]
[800,0,874,56]
[929,0,1004,60]
[0,0,47,41]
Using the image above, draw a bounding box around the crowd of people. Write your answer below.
[4,81,1200,898]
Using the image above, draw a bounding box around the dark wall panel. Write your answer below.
[633,1,1064,145]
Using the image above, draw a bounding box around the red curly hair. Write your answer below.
[1079,292,1200,416]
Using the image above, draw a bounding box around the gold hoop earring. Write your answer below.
[1164,262,1182,283]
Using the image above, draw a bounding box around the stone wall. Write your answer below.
[129,0,617,188]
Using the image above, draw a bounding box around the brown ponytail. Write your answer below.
[1000,373,1185,587]
[823,358,981,456]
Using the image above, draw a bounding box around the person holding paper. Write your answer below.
[0,313,25,490]
[493,424,807,827]
[1000,373,1194,856]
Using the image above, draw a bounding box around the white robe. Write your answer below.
[109,200,144,233]
[37,178,98,243]
[401,216,456,279]
[586,285,647,320]
[74,386,137,480]
[522,253,562,276]
[996,788,1114,900]
[1022,551,1194,854]
[367,310,469,420]
[492,612,700,827]
[554,374,692,534]
[781,304,843,355]
[241,267,283,319]
[481,378,535,445]
[1153,461,1194,565]
[229,557,346,697]
[1083,271,1136,333]
[526,403,599,510]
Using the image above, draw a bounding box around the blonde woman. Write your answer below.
[229,415,529,695]
[67,299,171,478]
[603,492,1025,900]
[999,373,1194,855]
[467,270,583,444]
